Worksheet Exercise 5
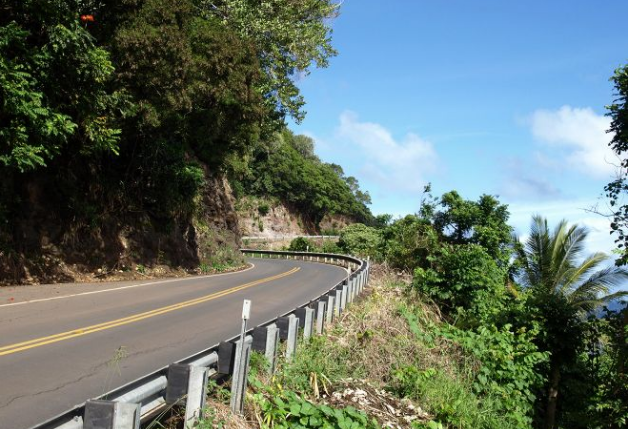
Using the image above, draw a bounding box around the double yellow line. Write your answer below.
[0,267,300,357]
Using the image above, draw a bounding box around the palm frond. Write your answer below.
[559,253,608,295]
[551,223,589,290]
[525,215,552,287]
[567,265,628,311]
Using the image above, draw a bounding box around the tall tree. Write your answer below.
[431,191,513,262]
[516,216,628,429]
[606,64,628,265]
[201,0,339,122]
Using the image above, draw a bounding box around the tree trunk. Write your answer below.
[545,359,561,429]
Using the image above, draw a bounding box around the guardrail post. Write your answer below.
[303,307,314,339]
[334,290,342,316]
[316,300,326,334]
[286,314,299,361]
[294,308,307,328]
[326,296,335,323]
[341,283,348,309]
[165,363,208,425]
[252,324,279,373]
[84,400,140,429]
[230,336,252,414]
[265,324,280,373]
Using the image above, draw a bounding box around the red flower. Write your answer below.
[80,14,95,22]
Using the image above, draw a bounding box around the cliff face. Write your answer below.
[0,172,242,285]
[236,196,352,239]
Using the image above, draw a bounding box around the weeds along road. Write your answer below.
[0,258,347,429]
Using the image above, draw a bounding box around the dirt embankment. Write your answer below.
[236,196,352,240]
[0,173,242,286]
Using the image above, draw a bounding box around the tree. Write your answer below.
[337,223,381,259]
[516,216,628,429]
[381,215,438,271]
[0,0,123,171]
[201,0,339,122]
[432,191,514,262]
[606,64,628,265]
[413,243,508,327]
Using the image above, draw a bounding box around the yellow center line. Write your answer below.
[0,267,300,357]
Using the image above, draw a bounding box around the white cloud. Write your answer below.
[508,199,616,258]
[499,157,562,200]
[336,111,438,192]
[528,106,619,179]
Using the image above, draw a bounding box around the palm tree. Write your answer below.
[517,215,628,429]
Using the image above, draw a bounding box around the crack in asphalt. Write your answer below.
[0,367,102,410]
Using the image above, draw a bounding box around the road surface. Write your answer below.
[0,258,347,429]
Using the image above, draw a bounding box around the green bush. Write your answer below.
[288,237,314,252]
[413,244,508,326]
[380,215,439,271]
[338,224,381,259]
[250,386,378,429]
[258,203,270,216]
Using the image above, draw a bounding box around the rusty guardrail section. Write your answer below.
[29,250,370,429]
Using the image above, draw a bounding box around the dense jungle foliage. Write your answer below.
[320,189,628,429]
[228,129,372,225]
[606,64,628,265]
[0,0,371,276]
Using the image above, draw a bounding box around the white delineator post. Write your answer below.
[230,300,251,414]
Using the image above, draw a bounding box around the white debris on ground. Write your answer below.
[323,379,432,429]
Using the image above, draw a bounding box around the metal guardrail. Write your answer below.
[29,250,370,429]
[241,235,340,241]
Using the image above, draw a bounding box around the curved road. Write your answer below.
[0,258,347,429]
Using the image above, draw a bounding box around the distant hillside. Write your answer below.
[227,129,373,230]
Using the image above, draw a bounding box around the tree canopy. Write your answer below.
[606,64,628,264]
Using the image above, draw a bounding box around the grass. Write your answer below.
[248,266,527,429]
[161,265,527,429]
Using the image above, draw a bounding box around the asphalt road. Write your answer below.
[0,258,347,429]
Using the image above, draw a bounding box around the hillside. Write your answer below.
[0,0,370,285]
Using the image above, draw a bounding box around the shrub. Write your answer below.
[338,223,381,259]
[288,236,313,252]
[413,244,508,326]
[258,202,270,216]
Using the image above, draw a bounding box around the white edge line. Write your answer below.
[0,263,256,308]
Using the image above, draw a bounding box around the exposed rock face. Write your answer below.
[0,172,242,285]
[237,196,351,239]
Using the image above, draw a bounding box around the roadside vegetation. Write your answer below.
[204,188,627,429]
[0,0,373,284]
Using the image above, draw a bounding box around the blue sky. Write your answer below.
[291,0,628,256]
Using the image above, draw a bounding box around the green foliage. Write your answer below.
[395,305,547,429]
[111,0,269,166]
[380,215,439,271]
[318,240,341,254]
[517,215,628,315]
[557,308,628,429]
[288,237,314,252]
[0,3,123,171]
[438,324,548,427]
[231,129,372,225]
[390,364,510,429]
[251,388,379,429]
[515,216,628,429]
[413,244,508,326]
[250,338,376,428]
[205,0,339,122]
[606,64,628,264]
[258,203,271,216]
[338,224,381,259]
[431,191,514,262]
